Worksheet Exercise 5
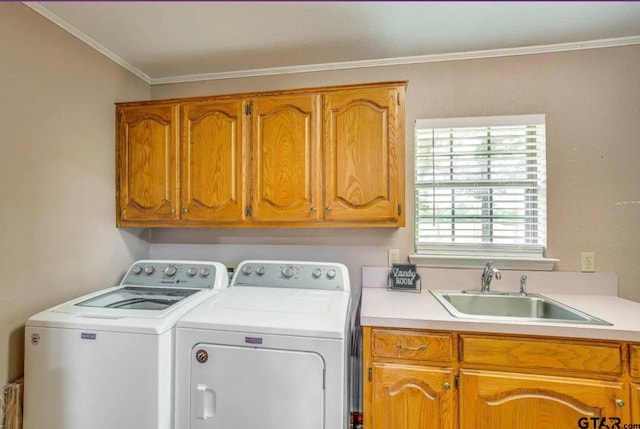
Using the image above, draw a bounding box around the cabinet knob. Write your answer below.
[443,382,451,390]
[326,207,332,212]
[310,206,317,213]
[614,399,625,408]
[181,208,188,214]
[169,208,175,214]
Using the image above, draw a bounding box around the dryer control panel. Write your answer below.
[232,260,350,292]
[121,260,228,289]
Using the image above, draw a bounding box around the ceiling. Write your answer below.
[25,1,640,85]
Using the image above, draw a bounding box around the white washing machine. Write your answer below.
[24,260,229,429]
[175,260,352,429]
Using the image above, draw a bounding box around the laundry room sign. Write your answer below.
[388,264,421,292]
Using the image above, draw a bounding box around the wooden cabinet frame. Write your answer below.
[363,327,637,429]
[116,81,406,228]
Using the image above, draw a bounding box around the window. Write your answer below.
[413,115,554,269]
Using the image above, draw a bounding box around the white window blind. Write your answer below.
[415,114,547,259]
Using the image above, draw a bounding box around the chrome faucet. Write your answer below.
[520,274,528,296]
[481,261,502,292]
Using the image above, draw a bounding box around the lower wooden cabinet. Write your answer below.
[632,384,640,422]
[363,327,636,429]
[459,369,627,429]
[371,363,455,429]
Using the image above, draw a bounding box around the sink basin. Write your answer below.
[430,290,611,325]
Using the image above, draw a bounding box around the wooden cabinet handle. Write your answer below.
[396,344,427,351]
[614,399,625,408]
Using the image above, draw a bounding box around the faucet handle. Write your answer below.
[520,275,528,295]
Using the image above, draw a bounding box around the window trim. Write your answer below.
[408,254,558,271]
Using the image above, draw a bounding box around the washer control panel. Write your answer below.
[232,260,350,291]
[121,260,225,289]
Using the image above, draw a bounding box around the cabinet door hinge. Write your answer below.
[398,204,402,216]
[454,374,459,390]
[368,367,372,382]
[245,206,252,217]
[245,104,252,115]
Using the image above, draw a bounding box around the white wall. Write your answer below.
[0,3,151,386]
[150,45,640,303]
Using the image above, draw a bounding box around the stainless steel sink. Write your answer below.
[430,290,611,325]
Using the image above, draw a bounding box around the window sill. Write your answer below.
[408,254,558,271]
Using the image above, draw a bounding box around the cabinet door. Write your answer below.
[181,99,246,222]
[371,363,455,429]
[459,369,630,429]
[249,94,321,222]
[323,86,405,225]
[116,104,179,224]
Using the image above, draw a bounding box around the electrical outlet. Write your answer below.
[581,252,595,272]
[388,249,400,267]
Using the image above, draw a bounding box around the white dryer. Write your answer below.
[175,260,352,429]
[24,260,229,429]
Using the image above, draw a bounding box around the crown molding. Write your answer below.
[23,2,152,84]
[23,2,640,87]
[152,35,640,85]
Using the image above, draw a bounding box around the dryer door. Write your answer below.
[189,344,325,429]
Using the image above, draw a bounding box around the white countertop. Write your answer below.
[361,287,640,342]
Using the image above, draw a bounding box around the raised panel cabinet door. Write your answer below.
[371,363,455,429]
[250,94,321,222]
[459,370,630,429]
[323,86,405,225]
[181,99,246,222]
[116,104,179,224]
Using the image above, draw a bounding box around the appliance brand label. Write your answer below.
[31,333,40,345]
[81,333,97,340]
[245,336,263,345]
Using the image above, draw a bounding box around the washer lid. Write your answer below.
[74,286,200,310]
[27,287,223,334]
[177,286,351,339]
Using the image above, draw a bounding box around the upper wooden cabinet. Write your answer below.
[116,104,179,223]
[115,81,407,228]
[250,94,321,223]
[324,87,405,224]
[180,99,246,223]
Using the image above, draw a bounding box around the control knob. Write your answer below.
[326,268,337,279]
[312,268,322,278]
[132,266,143,275]
[242,265,253,275]
[187,267,198,277]
[256,266,266,276]
[164,266,177,277]
[282,266,295,278]
[144,266,155,275]
[200,268,211,278]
